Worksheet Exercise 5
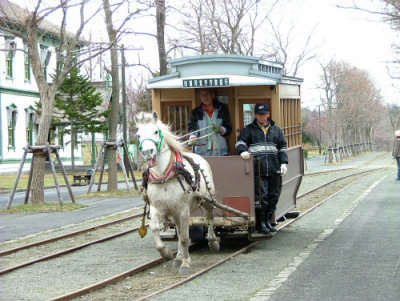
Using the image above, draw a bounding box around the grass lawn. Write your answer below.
[0,202,88,213]
[0,170,143,191]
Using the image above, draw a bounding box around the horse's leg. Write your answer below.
[150,208,173,260]
[175,209,191,276]
[204,202,220,252]
[172,218,183,268]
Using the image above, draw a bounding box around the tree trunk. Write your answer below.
[31,89,55,204]
[156,0,167,76]
[104,0,120,191]
[71,122,75,171]
[30,153,46,205]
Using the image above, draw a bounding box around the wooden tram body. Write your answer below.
[147,54,304,240]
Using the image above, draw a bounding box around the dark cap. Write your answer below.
[255,103,269,114]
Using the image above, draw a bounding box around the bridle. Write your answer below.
[138,129,164,154]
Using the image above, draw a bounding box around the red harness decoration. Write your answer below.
[148,152,183,183]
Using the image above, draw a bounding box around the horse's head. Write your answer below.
[135,112,164,168]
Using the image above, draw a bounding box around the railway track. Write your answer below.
[0,154,393,300]
[53,167,391,301]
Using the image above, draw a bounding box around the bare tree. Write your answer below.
[338,1,400,79]
[102,0,121,191]
[263,20,318,77]
[387,103,400,132]
[0,0,104,204]
[318,60,383,146]
[172,0,280,55]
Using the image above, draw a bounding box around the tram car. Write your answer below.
[146,54,304,240]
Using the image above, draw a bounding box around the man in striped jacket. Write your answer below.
[236,103,288,235]
[187,88,232,156]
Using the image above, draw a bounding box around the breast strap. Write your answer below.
[142,152,200,193]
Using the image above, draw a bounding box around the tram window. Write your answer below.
[162,101,191,135]
[243,104,256,127]
[280,98,302,147]
[239,100,271,130]
[217,95,229,105]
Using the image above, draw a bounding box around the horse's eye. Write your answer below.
[154,130,158,135]
[137,135,140,139]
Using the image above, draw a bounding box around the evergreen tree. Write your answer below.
[54,67,110,170]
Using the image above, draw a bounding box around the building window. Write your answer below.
[74,132,79,149]
[5,38,15,78]
[42,61,48,81]
[6,51,13,78]
[57,125,64,147]
[25,106,35,145]
[24,49,31,81]
[49,127,56,145]
[40,45,51,81]
[58,61,63,73]
[7,104,18,149]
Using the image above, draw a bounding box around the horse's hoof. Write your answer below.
[179,267,190,276]
[159,247,174,261]
[173,258,182,268]
[208,241,220,252]
[165,252,174,261]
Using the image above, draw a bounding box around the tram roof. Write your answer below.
[147,54,303,89]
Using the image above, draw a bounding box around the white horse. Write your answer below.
[135,112,220,276]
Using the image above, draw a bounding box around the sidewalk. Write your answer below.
[264,174,400,301]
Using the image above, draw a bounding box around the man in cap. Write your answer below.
[235,103,288,235]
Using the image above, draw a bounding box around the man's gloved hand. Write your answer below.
[211,123,221,134]
[280,164,288,176]
[240,151,251,160]
[188,137,197,146]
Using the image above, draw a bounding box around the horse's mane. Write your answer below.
[136,112,185,154]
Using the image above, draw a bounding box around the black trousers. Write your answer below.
[254,175,281,211]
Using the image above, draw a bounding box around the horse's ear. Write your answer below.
[152,111,158,122]
[134,112,144,125]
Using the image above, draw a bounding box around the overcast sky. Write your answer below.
[12,0,400,109]
[277,0,399,109]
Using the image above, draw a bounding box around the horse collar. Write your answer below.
[148,152,182,183]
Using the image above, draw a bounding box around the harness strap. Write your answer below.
[148,151,177,183]
[141,152,201,193]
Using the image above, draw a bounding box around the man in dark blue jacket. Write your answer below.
[236,103,288,235]
[188,88,232,156]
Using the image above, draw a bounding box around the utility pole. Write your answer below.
[121,44,127,145]
[318,105,322,154]
[121,45,130,170]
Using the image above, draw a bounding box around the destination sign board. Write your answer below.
[182,77,229,88]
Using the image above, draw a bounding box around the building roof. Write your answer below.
[0,0,84,43]
[147,54,303,89]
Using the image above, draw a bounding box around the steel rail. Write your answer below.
[305,152,389,177]
[46,167,389,301]
[0,224,147,276]
[0,213,143,256]
[298,167,388,199]
[135,169,389,300]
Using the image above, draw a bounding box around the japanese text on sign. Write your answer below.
[182,78,229,88]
